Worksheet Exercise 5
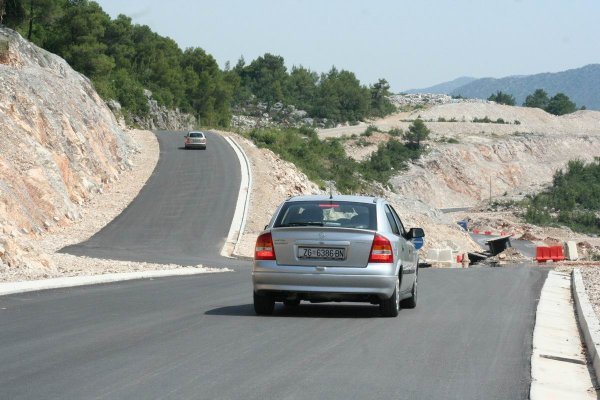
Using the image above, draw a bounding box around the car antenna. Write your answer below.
[329,182,334,200]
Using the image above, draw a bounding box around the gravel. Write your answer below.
[580,266,600,321]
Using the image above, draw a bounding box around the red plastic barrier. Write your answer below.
[484,231,492,235]
[536,246,551,263]
[550,246,565,261]
[457,254,463,263]
[472,229,480,234]
[500,231,508,236]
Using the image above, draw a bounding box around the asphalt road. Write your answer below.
[1,132,550,399]
[61,131,241,267]
[0,267,547,400]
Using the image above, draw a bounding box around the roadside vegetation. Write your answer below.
[1,0,396,127]
[524,159,600,234]
[246,120,428,193]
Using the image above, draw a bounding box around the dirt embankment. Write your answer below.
[216,131,480,258]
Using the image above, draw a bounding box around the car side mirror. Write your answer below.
[407,227,425,239]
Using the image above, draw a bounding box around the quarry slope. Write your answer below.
[320,102,600,209]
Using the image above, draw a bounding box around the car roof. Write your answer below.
[188,131,204,135]
[286,195,382,204]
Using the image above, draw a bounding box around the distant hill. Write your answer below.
[403,76,477,94]
[450,64,600,110]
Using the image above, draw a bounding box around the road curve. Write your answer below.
[1,131,550,399]
[61,131,241,267]
[0,267,547,399]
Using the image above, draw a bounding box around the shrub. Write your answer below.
[403,119,430,149]
[524,158,600,234]
[388,127,403,137]
[361,125,380,137]
[488,91,516,106]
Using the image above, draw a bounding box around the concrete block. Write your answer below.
[566,241,579,261]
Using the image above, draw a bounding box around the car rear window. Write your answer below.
[189,132,204,138]
[274,201,377,230]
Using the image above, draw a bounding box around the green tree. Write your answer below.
[240,53,287,108]
[46,0,115,81]
[488,91,516,106]
[0,0,26,28]
[545,92,577,115]
[523,88,549,109]
[369,78,396,117]
[404,119,430,149]
[285,65,318,111]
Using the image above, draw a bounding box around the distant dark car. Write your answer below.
[184,131,207,149]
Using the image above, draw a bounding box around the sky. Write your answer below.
[95,0,600,92]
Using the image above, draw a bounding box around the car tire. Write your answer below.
[380,275,400,317]
[201,146,207,150]
[400,274,417,309]
[283,299,300,307]
[254,292,275,315]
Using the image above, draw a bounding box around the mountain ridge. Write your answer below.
[451,64,600,109]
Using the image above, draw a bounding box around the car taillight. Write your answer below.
[255,232,276,260]
[369,234,393,263]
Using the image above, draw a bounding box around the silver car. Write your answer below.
[252,195,424,317]
[184,131,207,149]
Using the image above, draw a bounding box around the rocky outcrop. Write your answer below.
[390,93,493,108]
[108,89,197,131]
[231,99,330,131]
[0,28,134,273]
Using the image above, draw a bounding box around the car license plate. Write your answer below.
[298,247,346,260]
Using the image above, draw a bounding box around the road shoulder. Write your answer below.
[530,270,597,399]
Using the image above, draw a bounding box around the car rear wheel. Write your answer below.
[400,275,417,309]
[380,275,400,317]
[254,292,275,315]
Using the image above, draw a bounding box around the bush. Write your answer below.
[545,93,577,116]
[388,127,403,137]
[361,125,380,137]
[361,139,422,183]
[488,91,516,106]
[524,158,600,234]
[245,127,423,193]
[403,119,430,149]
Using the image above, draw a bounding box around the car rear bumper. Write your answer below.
[252,261,397,298]
[185,143,206,148]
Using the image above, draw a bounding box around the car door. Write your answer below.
[389,205,417,290]
[383,204,411,294]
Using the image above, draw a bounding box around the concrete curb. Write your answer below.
[0,267,230,297]
[221,136,252,258]
[572,268,600,384]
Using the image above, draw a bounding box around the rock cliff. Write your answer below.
[0,28,134,272]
